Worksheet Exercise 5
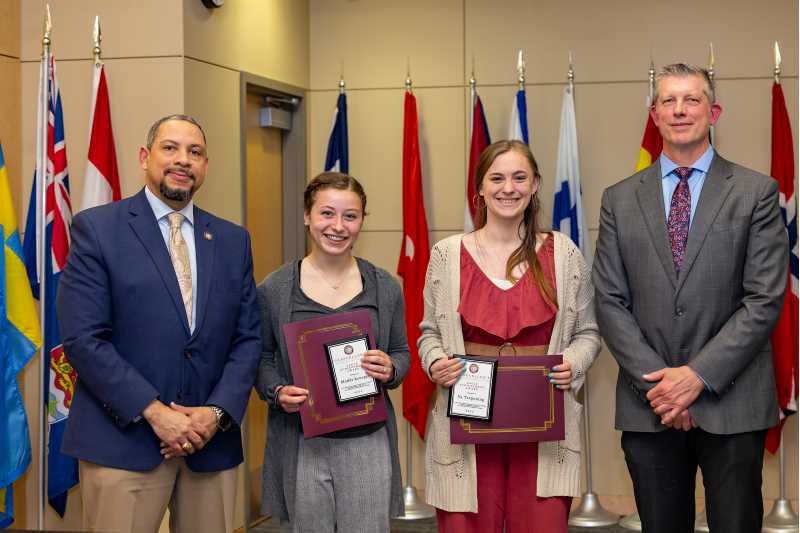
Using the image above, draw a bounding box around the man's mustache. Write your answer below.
[163,167,195,181]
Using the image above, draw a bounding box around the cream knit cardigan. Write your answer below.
[418,232,601,512]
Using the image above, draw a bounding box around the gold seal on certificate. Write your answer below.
[447,356,498,421]
[324,335,379,403]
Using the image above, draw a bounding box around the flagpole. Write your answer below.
[618,60,653,533]
[762,40,799,533]
[707,42,715,146]
[694,43,719,533]
[92,15,101,65]
[37,5,52,529]
[763,439,800,531]
[466,66,475,231]
[567,53,617,528]
[469,73,475,138]
[396,69,435,521]
[567,51,574,94]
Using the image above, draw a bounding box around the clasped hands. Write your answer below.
[277,349,394,413]
[429,356,573,389]
[142,400,218,459]
[643,365,705,431]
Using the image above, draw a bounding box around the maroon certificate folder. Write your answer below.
[283,309,388,438]
[450,354,564,444]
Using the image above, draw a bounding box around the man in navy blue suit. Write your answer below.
[57,114,262,533]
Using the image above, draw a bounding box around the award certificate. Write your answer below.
[447,356,497,421]
[450,354,565,444]
[283,309,388,438]
[325,336,379,403]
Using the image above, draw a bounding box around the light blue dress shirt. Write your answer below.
[144,186,198,332]
[659,145,715,228]
[659,146,716,393]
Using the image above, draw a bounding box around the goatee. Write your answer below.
[160,181,194,203]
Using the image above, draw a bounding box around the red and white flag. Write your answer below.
[80,63,120,211]
[398,91,435,438]
[765,81,798,453]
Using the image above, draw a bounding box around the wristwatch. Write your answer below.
[208,405,231,431]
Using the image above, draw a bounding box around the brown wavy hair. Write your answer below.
[473,140,555,306]
[304,172,368,215]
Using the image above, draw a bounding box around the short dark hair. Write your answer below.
[304,172,367,215]
[145,114,207,149]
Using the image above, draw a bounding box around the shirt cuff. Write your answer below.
[691,368,713,393]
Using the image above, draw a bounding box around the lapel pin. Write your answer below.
[204,231,213,241]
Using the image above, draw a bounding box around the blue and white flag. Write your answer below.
[552,86,591,262]
[508,89,529,145]
[324,92,349,174]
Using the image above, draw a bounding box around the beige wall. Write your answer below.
[308,0,799,509]
[1,0,21,215]
[183,0,309,90]
[183,0,310,226]
[184,57,243,224]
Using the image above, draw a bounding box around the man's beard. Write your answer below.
[160,173,195,203]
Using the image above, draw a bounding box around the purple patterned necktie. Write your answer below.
[667,166,692,274]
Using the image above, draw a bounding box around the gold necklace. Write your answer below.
[305,257,354,290]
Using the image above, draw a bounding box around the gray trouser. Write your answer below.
[287,426,391,533]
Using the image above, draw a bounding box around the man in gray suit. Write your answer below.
[593,63,788,533]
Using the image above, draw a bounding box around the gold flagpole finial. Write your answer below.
[42,4,52,50]
[405,57,412,91]
[707,42,715,82]
[93,15,102,65]
[516,49,525,89]
[567,50,575,93]
[339,60,345,93]
[774,41,782,84]
[469,53,476,89]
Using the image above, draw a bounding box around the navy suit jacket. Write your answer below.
[57,188,262,472]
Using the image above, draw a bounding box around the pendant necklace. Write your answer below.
[306,257,354,290]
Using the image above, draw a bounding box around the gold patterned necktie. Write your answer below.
[167,212,192,325]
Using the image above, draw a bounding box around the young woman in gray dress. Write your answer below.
[256,172,409,532]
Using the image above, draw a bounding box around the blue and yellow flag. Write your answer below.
[0,142,41,528]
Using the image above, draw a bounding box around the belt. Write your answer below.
[463,341,548,357]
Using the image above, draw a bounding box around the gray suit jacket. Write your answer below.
[593,153,788,434]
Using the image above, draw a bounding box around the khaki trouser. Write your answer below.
[79,459,237,533]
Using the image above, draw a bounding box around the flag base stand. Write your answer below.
[763,499,799,532]
[764,440,799,532]
[396,485,436,520]
[569,381,617,528]
[395,424,435,520]
[568,492,619,527]
[619,512,642,530]
[695,509,709,532]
